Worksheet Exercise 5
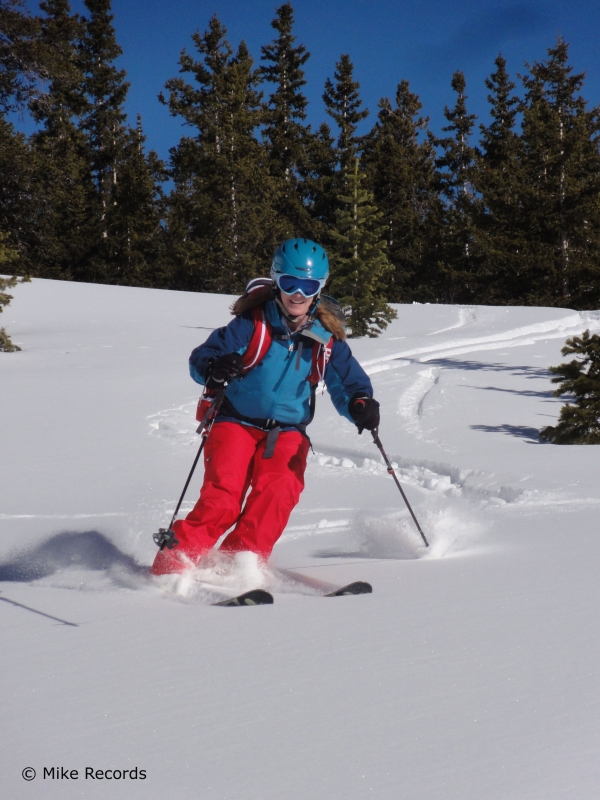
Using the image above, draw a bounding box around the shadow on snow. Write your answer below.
[0,531,147,583]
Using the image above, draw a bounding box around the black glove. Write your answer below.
[206,353,244,389]
[349,392,380,433]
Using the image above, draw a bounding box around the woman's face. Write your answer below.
[280,290,314,319]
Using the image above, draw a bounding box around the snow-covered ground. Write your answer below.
[2,278,600,799]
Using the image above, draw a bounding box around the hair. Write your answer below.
[230,285,346,341]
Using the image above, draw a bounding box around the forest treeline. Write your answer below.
[2,0,600,334]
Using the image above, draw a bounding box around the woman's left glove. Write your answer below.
[206,353,244,389]
[349,392,380,433]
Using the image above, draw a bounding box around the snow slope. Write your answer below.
[1,278,600,799]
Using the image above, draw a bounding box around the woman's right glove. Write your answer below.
[349,392,380,433]
[206,353,244,390]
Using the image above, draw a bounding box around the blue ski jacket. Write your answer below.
[189,299,373,427]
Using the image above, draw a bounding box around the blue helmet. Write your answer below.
[271,239,329,296]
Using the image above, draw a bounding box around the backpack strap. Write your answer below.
[309,336,334,386]
[196,305,273,422]
[242,306,273,372]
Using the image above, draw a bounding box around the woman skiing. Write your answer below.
[151,238,380,576]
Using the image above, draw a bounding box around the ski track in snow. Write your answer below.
[427,306,476,336]
[363,311,600,375]
[397,367,439,439]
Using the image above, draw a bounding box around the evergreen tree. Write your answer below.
[540,330,600,443]
[27,0,93,280]
[0,1,42,271]
[107,116,166,287]
[0,231,25,351]
[79,0,163,285]
[163,17,277,293]
[431,71,480,303]
[0,117,34,268]
[519,38,600,308]
[362,80,441,302]
[329,158,396,337]
[476,55,526,303]
[323,54,368,184]
[303,121,337,231]
[260,2,316,237]
[0,0,42,114]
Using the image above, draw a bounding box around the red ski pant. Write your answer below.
[151,422,309,574]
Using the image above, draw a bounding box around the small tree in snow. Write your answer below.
[0,232,24,352]
[329,158,396,337]
[540,330,600,443]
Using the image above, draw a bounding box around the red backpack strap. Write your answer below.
[242,306,273,372]
[196,305,272,421]
[309,336,334,386]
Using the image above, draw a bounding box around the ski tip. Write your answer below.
[324,581,373,597]
[213,589,274,607]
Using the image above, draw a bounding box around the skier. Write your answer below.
[151,238,380,576]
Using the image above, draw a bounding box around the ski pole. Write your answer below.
[153,389,226,551]
[371,429,429,547]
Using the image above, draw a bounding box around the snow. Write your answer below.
[2,278,600,799]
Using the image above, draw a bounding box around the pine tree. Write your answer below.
[79,0,128,224]
[107,116,166,287]
[163,17,277,293]
[476,55,526,303]
[0,117,34,268]
[329,158,396,337]
[519,38,600,308]
[303,121,337,231]
[0,231,25,351]
[27,0,93,280]
[323,54,368,185]
[0,0,43,114]
[431,71,480,303]
[79,0,163,285]
[362,80,441,302]
[260,2,316,238]
[0,1,42,271]
[539,330,600,443]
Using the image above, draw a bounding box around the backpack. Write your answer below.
[196,305,333,422]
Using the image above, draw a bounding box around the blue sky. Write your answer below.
[29,0,600,158]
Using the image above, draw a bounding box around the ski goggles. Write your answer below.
[275,274,323,298]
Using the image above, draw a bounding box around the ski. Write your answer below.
[275,568,373,597]
[324,581,372,597]
[212,589,274,607]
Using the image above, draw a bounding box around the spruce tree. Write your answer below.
[323,54,368,185]
[362,80,441,302]
[0,231,25,351]
[79,0,163,285]
[0,0,42,114]
[260,2,316,238]
[476,55,525,304]
[27,0,93,280]
[519,39,600,308]
[80,0,128,212]
[107,116,166,287]
[163,17,277,293]
[303,121,337,231]
[0,1,41,270]
[329,158,396,337]
[0,117,34,269]
[540,330,600,443]
[431,71,480,303]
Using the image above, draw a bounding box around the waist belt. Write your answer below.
[218,396,309,459]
